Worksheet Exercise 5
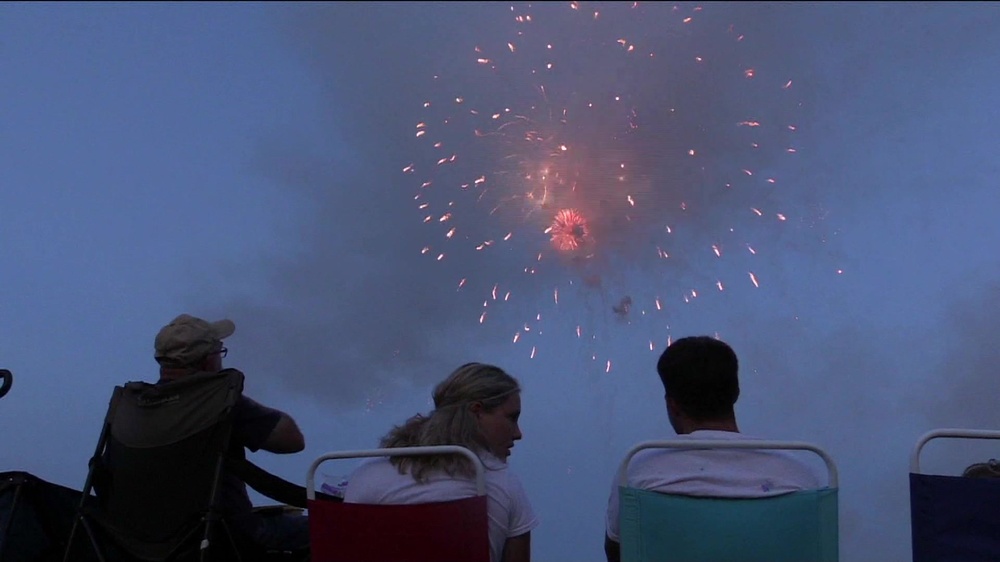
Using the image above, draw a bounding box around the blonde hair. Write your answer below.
[381,362,520,481]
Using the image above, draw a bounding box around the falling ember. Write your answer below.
[530,346,537,359]
[445,227,456,238]
[548,208,590,252]
[576,325,582,338]
[605,360,612,373]
[749,272,760,287]
[402,164,415,173]
[712,244,721,257]
[479,310,487,324]
[655,298,662,310]
[513,332,521,343]
[716,281,724,291]
[648,341,654,351]
[458,278,466,288]
[744,68,755,78]
[436,253,445,261]
[776,213,787,221]
[554,288,559,304]
[783,80,793,89]
[747,244,756,255]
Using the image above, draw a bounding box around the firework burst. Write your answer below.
[405,2,808,366]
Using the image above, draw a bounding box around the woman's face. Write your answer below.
[476,392,523,460]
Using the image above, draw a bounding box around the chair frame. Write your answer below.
[910,428,1000,474]
[306,446,486,500]
[618,439,839,488]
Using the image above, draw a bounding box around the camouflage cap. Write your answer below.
[154,314,235,367]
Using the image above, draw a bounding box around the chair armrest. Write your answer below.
[227,457,342,508]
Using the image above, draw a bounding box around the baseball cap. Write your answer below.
[154,314,235,367]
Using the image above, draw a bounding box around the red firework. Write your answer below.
[548,209,590,252]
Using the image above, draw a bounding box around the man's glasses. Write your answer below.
[218,347,228,358]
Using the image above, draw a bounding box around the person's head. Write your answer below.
[963,459,1000,479]
[154,314,234,374]
[434,362,523,459]
[382,362,522,479]
[656,336,739,433]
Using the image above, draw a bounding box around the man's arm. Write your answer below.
[259,413,305,453]
[604,534,620,562]
[502,531,531,562]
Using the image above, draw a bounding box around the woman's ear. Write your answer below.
[469,401,484,416]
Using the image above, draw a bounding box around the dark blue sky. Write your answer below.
[3,3,1000,560]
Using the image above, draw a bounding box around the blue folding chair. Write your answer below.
[910,429,1000,562]
[617,439,839,562]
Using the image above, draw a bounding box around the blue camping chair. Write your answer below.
[910,428,1000,562]
[617,439,839,562]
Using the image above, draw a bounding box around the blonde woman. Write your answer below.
[344,363,537,562]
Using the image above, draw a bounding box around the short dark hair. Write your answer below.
[656,336,740,420]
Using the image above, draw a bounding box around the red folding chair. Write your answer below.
[306,446,489,562]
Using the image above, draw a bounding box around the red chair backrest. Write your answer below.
[308,495,490,562]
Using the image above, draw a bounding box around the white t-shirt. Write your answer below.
[343,453,538,562]
[605,430,823,541]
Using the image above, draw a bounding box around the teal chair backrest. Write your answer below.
[617,439,839,562]
[619,486,839,562]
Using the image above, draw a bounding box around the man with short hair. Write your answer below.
[154,313,309,552]
[603,336,820,562]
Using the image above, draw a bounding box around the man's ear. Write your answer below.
[469,401,484,416]
[665,395,681,415]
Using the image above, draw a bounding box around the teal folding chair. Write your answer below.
[618,440,839,562]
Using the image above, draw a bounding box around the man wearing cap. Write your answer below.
[154,313,309,552]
